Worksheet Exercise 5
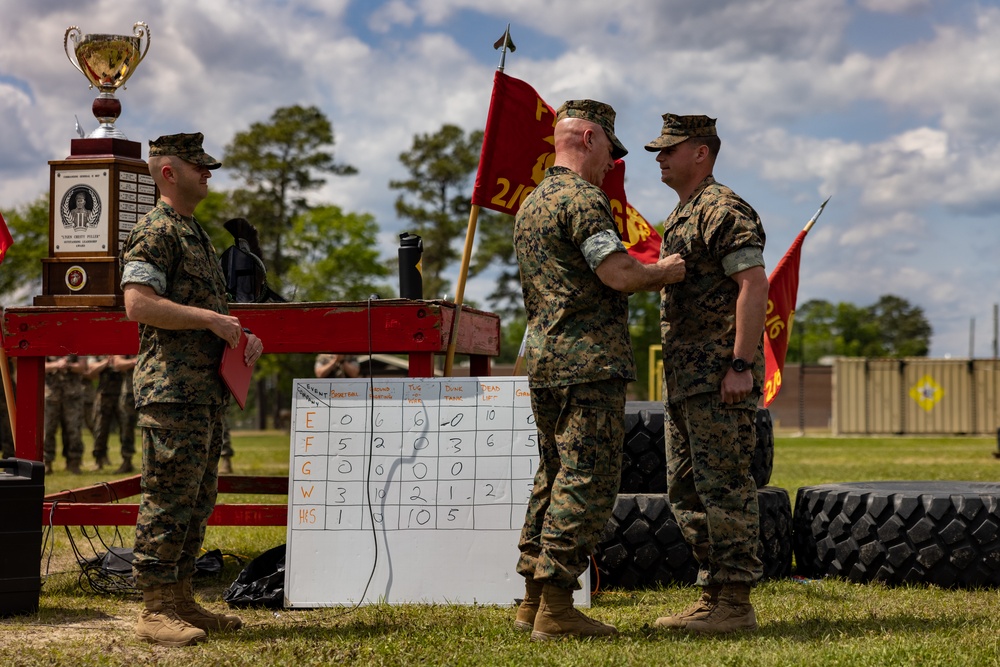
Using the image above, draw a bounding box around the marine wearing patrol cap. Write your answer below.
[148,132,222,170]
[555,99,628,160]
[644,114,717,151]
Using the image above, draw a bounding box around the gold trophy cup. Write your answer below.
[64,21,150,140]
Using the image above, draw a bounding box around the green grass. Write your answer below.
[4,430,1000,666]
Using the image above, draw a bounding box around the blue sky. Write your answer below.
[2,0,999,357]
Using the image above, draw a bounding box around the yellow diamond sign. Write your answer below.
[909,375,943,412]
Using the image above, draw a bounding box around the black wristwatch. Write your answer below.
[731,357,750,373]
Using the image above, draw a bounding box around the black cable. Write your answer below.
[326,295,379,619]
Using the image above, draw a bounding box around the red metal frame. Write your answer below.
[1,300,500,526]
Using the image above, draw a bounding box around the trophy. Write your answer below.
[64,22,150,140]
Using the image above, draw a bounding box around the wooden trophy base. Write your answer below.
[35,257,121,307]
[69,138,142,160]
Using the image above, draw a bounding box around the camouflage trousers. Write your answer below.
[91,388,138,461]
[665,392,762,586]
[517,380,625,590]
[221,416,233,459]
[43,391,85,464]
[132,403,226,589]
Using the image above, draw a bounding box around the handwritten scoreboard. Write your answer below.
[284,376,590,607]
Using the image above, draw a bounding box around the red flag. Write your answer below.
[762,198,827,406]
[0,211,13,265]
[622,204,663,265]
[472,71,556,215]
[762,230,806,406]
[473,71,646,258]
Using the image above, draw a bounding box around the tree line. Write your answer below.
[0,105,933,419]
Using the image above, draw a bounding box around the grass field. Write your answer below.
[3,429,1000,666]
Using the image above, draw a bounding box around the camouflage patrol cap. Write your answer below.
[555,99,628,160]
[148,132,221,169]
[644,114,717,151]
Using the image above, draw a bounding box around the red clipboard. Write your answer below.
[219,331,254,409]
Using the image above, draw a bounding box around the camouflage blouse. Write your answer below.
[121,200,230,408]
[514,166,635,388]
[660,176,766,403]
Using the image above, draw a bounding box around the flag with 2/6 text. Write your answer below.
[0,211,14,265]
[472,71,659,262]
[762,229,807,407]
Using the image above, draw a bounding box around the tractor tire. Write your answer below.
[618,402,774,494]
[758,486,793,580]
[594,487,792,589]
[752,408,774,488]
[620,402,666,494]
[793,481,1000,588]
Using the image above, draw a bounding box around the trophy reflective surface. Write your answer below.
[64,21,150,140]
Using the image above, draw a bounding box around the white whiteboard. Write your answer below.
[284,376,589,607]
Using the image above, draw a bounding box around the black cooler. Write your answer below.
[0,458,44,616]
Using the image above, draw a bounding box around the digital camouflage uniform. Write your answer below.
[118,357,139,462]
[660,174,766,587]
[91,356,124,463]
[121,198,230,590]
[43,355,85,466]
[314,353,359,379]
[514,165,632,590]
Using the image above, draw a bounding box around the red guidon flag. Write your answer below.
[621,202,663,265]
[472,71,645,258]
[0,211,13,264]
[762,198,828,406]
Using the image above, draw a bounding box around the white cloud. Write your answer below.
[858,0,932,14]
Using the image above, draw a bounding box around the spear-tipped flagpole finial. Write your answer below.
[803,195,831,233]
[493,23,516,72]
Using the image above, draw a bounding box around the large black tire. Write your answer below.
[594,487,792,589]
[620,402,666,494]
[758,486,793,580]
[618,402,774,494]
[752,408,774,488]
[793,481,1000,588]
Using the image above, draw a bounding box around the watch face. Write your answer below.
[731,358,748,372]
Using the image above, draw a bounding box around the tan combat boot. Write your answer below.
[653,584,722,629]
[530,584,617,641]
[114,457,134,474]
[136,585,206,646]
[514,578,544,632]
[684,583,757,634]
[66,459,82,475]
[171,577,243,632]
[219,456,233,474]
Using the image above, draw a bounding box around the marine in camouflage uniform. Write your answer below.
[646,114,769,633]
[90,355,123,469]
[121,132,261,645]
[513,100,685,640]
[115,355,139,473]
[43,355,88,473]
[314,353,361,379]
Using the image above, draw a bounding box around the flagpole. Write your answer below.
[443,25,515,376]
[0,342,15,451]
[803,196,831,234]
[512,329,527,376]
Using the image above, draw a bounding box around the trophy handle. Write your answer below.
[133,21,151,66]
[64,26,85,77]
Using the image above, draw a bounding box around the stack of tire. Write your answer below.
[593,402,794,589]
[792,481,1000,588]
